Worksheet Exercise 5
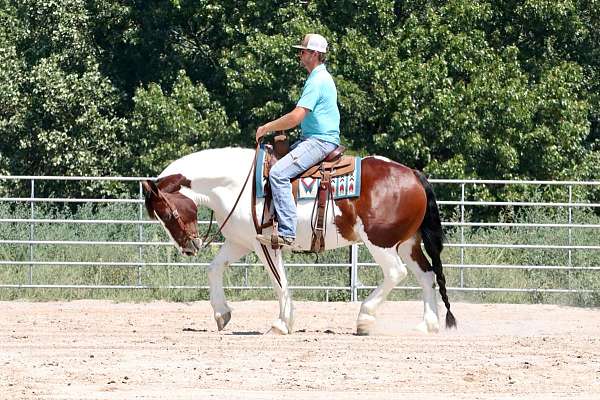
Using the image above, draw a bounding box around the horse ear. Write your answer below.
[142,180,160,219]
[142,180,159,197]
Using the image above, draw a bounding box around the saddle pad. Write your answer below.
[255,147,362,200]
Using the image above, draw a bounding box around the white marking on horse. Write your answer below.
[368,155,392,163]
[179,186,209,207]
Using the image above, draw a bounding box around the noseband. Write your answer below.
[147,144,282,288]
[151,159,253,252]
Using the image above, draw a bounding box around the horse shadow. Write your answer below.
[183,327,262,335]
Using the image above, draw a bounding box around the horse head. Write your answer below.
[142,174,201,256]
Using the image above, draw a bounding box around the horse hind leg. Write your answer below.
[356,238,408,336]
[397,236,440,333]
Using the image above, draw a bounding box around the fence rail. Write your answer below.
[1,175,599,301]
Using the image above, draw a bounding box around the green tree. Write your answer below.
[1,0,129,196]
[1,0,600,200]
[0,1,23,178]
[129,70,239,176]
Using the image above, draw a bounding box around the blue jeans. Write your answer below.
[269,137,337,238]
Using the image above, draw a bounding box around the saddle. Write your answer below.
[261,134,357,252]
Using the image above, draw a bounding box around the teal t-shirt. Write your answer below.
[296,64,340,145]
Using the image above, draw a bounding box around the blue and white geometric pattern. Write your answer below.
[254,147,361,200]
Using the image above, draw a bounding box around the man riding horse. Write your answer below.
[142,33,456,334]
[255,33,339,249]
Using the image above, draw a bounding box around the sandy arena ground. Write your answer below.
[1,300,599,399]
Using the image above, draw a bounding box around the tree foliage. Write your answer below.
[0,0,128,197]
[130,70,238,176]
[0,0,599,198]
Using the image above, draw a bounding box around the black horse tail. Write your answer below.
[413,170,457,329]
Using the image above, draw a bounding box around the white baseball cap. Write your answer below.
[292,33,328,53]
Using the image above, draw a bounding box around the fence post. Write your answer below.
[29,179,35,285]
[568,185,573,269]
[244,256,249,288]
[350,243,358,302]
[460,183,465,288]
[138,182,144,286]
[568,185,573,290]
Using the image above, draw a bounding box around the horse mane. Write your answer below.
[156,174,191,193]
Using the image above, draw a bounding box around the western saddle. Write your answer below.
[260,134,357,252]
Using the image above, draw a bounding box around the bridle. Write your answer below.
[150,186,204,251]
[148,146,257,253]
[147,143,283,288]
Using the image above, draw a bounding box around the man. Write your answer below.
[255,33,340,248]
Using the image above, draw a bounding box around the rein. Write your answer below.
[202,141,282,288]
[152,152,252,251]
[196,150,256,251]
[251,141,282,288]
[156,192,199,243]
[154,143,283,289]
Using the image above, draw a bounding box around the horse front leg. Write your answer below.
[253,243,293,334]
[207,240,251,331]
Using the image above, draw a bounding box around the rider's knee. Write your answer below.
[269,168,290,185]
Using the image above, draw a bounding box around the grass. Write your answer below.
[1,201,599,306]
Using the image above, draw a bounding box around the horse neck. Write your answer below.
[162,148,253,214]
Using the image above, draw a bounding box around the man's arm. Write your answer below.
[255,106,309,142]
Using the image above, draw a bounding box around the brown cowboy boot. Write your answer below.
[255,234,298,250]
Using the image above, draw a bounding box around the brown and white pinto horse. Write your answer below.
[142,147,456,335]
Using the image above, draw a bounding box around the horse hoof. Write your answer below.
[356,327,371,336]
[266,319,289,335]
[416,319,439,334]
[415,321,428,333]
[216,311,231,331]
[356,313,375,336]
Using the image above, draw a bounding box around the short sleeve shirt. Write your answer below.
[296,64,340,145]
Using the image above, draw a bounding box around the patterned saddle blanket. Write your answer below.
[254,147,361,200]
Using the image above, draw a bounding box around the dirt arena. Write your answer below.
[1,300,599,399]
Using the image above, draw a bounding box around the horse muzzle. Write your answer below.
[191,237,203,251]
[182,237,203,256]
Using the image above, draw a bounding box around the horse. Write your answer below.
[142,147,456,335]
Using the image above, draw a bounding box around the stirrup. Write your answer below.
[256,234,296,249]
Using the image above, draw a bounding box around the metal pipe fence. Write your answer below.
[1,175,599,300]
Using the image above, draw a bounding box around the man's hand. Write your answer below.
[255,124,270,143]
[255,107,307,143]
